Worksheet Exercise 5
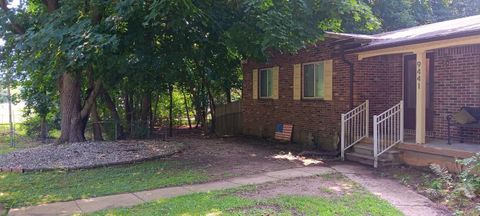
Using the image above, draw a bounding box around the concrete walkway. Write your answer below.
[8,167,333,216]
[331,163,449,216]
[8,164,448,216]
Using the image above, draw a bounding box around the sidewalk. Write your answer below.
[8,166,334,216]
[330,163,449,216]
[8,163,448,216]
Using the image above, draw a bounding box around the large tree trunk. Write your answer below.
[58,73,86,143]
[103,90,125,139]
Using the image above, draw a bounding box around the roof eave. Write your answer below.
[346,29,480,54]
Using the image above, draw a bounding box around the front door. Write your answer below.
[404,54,434,131]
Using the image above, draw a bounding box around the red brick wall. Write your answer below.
[432,45,480,142]
[242,40,348,143]
[242,41,480,144]
[354,54,403,121]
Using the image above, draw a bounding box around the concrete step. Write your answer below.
[353,143,401,160]
[345,152,403,167]
[345,137,404,167]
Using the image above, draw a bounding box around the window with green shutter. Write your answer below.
[302,62,325,99]
[259,68,273,98]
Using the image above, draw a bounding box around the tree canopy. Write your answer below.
[0,0,479,143]
[363,0,480,32]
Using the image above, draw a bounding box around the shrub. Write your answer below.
[20,113,60,139]
[456,153,480,199]
[428,153,480,215]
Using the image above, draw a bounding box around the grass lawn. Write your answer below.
[0,160,208,209]
[91,187,403,216]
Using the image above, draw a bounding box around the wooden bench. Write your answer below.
[447,107,480,144]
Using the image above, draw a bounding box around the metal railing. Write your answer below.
[341,100,369,160]
[373,101,404,168]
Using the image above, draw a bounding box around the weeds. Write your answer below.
[427,153,480,215]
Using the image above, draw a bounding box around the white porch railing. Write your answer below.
[341,100,369,160]
[373,101,404,168]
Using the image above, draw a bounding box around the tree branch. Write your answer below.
[0,0,25,34]
[42,0,59,12]
[80,80,102,119]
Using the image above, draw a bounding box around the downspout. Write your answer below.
[340,50,355,109]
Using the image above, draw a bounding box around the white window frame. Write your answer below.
[259,68,273,99]
[302,61,325,99]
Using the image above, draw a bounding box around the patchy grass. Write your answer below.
[90,186,403,216]
[0,160,208,209]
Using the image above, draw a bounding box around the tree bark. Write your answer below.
[42,0,59,12]
[58,71,102,144]
[124,91,133,135]
[168,85,174,137]
[88,67,103,141]
[39,115,48,141]
[225,87,231,104]
[206,81,216,134]
[58,73,86,143]
[151,94,159,131]
[182,89,192,129]
[103,90,125,139]
[140,92,151,129]
[90,101,103,141]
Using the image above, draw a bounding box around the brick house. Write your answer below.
[241,15,480,170]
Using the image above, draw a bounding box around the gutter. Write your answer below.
[331,40,357,110]
[340,50,355,109]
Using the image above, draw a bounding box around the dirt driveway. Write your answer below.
[166,129,327,180]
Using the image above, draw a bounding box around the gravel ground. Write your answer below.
[0,140,185,171]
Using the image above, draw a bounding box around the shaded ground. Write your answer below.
[0,129,320,209]
[169,132,325,179]
[0,140,185,171]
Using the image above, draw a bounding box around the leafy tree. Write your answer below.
[366,0,480,32]
[1,0,379,142]
[0,85,7,103]
[365,0,417,32]
[19,69,58,139]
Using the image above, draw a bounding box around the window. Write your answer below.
[259,68,273,98]
[303,62,324,99]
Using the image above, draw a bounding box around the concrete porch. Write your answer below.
[404,135,480,152]
[344,135,478,172]
[396,136,478,172]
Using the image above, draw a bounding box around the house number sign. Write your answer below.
[416,61,422,89]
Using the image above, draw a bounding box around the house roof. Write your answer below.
[329,14,480,53]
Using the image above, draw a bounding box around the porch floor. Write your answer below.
[403,136,480,154]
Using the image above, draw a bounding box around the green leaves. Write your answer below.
[0,0,379,138]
